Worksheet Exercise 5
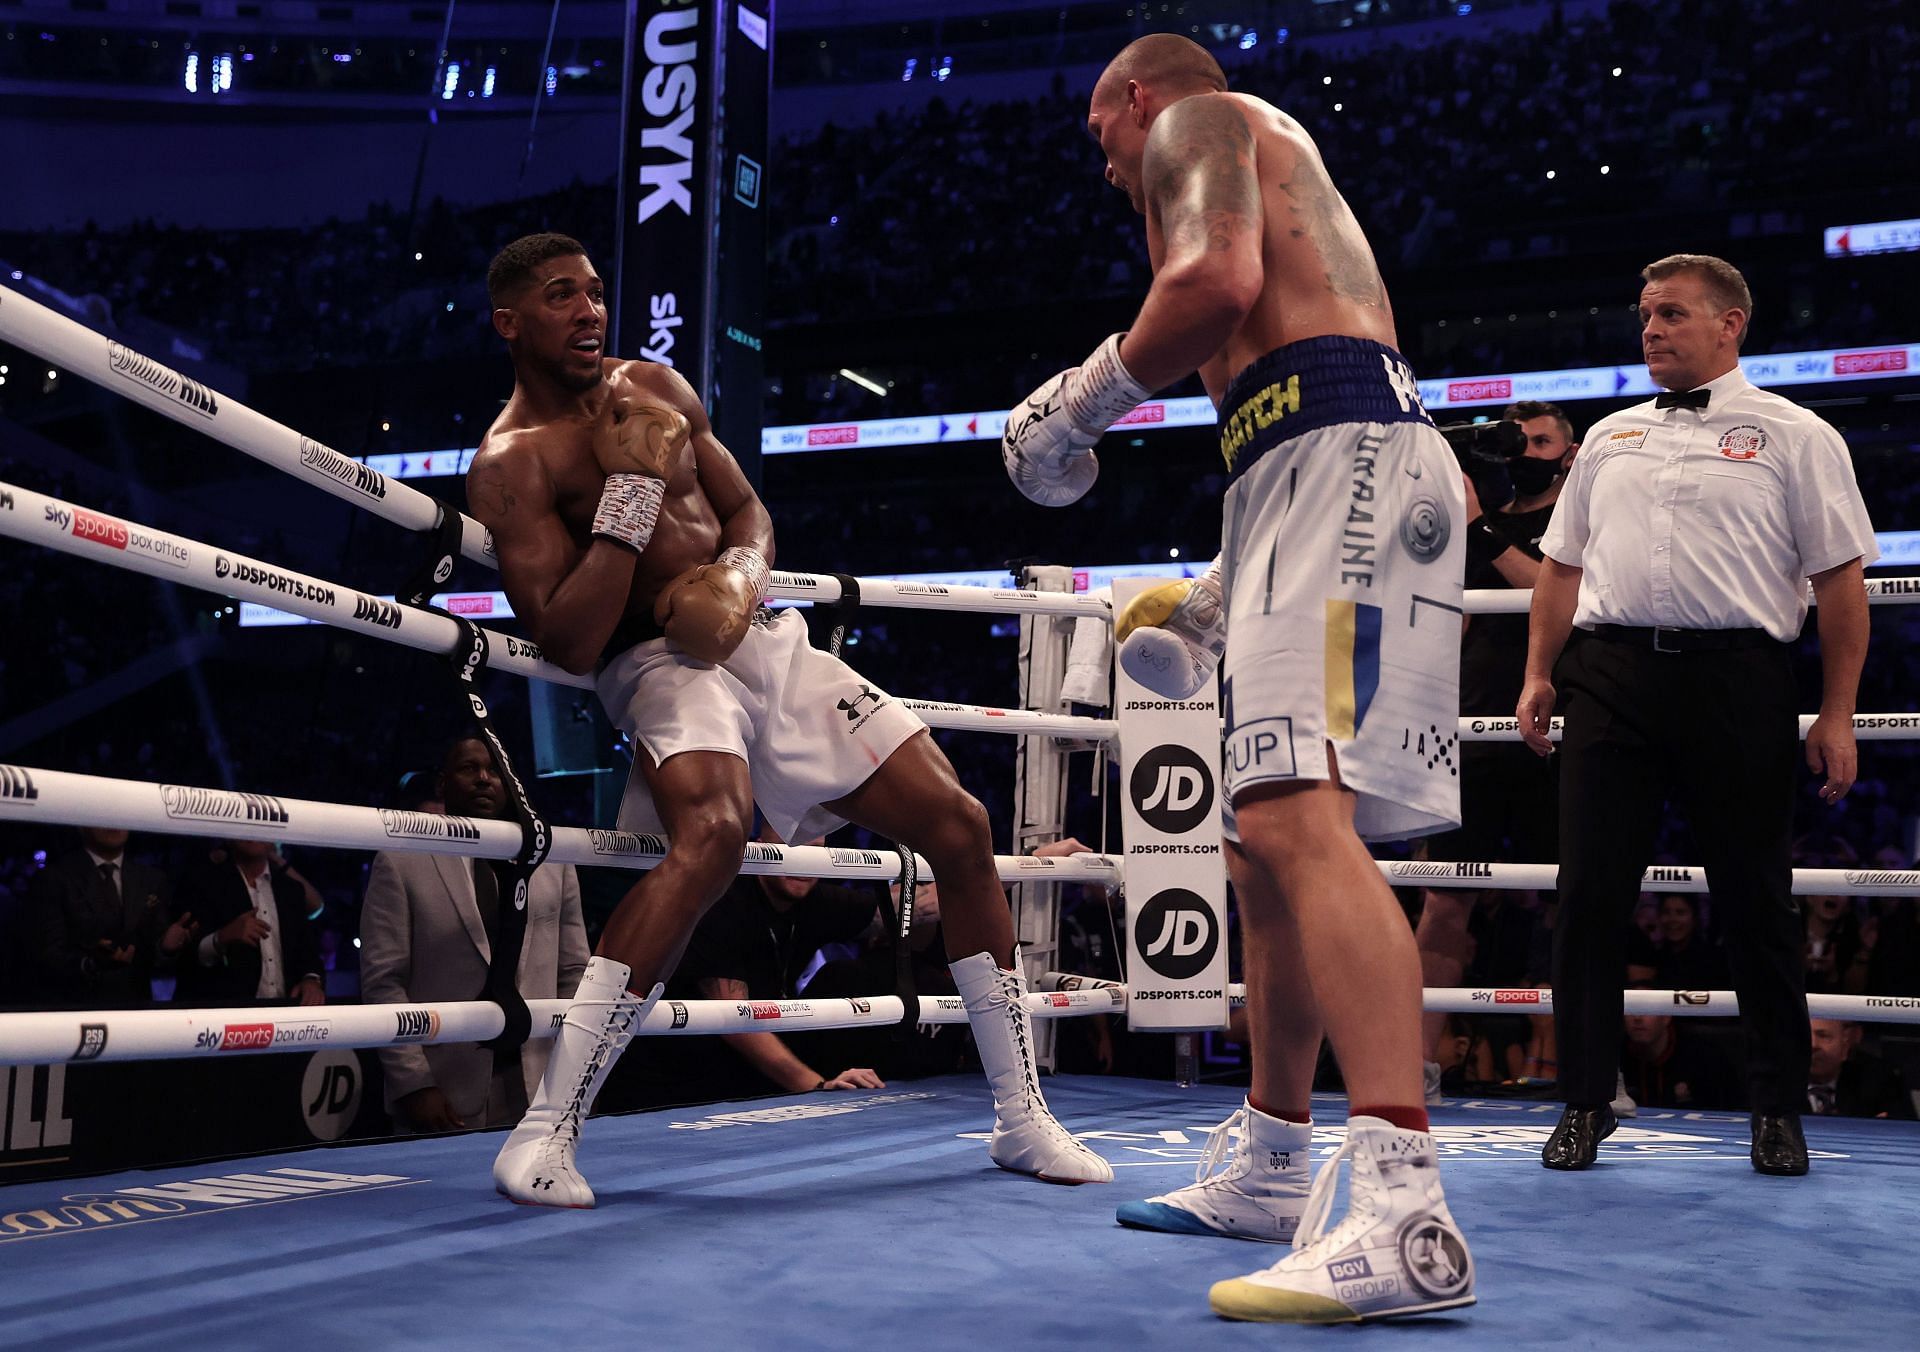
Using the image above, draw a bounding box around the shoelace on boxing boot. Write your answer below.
[1192,1106,1251,1186]
[550,996,641,1144]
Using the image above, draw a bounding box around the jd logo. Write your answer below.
[1129,744,1214,834]
[300,1050,362,1142]
[1133,889,1219,980]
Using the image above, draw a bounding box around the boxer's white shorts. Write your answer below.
[596,608,925,842]
[1220,419,1465,843]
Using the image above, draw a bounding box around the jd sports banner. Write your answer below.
[615,0,770,481]
[1112,577,1231,1032]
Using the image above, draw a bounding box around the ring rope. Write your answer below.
[9,976,1913,1069]
[5,486,1915,751]
[0,479,594,688]
[0,762,1125,887]
[0,987,1130,1068]
[0,282,495,566]
[1037,974,1920,1028]
[4,763,1915,902]
[1463,577,1920,615]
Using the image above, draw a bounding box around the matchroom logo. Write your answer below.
[0,1168,420,1242]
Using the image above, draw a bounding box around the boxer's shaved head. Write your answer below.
[1094,33,1227,106]
[1089,34,1229,213]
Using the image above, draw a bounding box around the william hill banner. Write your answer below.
[615,0,770,481]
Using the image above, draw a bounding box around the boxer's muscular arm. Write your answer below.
[1118,95,1265,391]
[468,439,637,675]
[651,364,775,565]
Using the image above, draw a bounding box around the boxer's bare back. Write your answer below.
[1100,89,1398,401]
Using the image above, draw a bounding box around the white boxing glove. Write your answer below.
[1002,333,1153,507]
[1115,558,1226,700]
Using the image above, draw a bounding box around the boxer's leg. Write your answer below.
[1118,839,1317,1240]
[496,750,752,1209]
[1209,758,1471,1322]
[826,730,1111,1183]
[1232,771,1423,1110]
[601,749,755,987]
[825,729,1009,966]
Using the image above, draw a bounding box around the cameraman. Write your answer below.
[1416,401,1579,1097]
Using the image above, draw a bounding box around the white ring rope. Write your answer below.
[0,479,594,689]
[10,281,1912,622]
[0,987,1130,1068]
[0,283,496,567]
[5,763,1918,903]
[0,763,1124,887]
[3,485,1915,751]
[1463,577,1920,614]
[1038,974,1920,1028]
[7,977,1912,1068]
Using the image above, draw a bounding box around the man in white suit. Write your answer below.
[360,734,590,1132]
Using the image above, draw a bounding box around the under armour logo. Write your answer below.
[532,1177,555,1190]
[837,684,882,721]
[1381,353,1425,415]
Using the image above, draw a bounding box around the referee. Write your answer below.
[1517,253,1874,1176]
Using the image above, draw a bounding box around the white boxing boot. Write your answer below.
[493,956,660,1208]
[1210,1116,1474,1324]
[1117,1101,1311,1241]
[951,952,1113,1183]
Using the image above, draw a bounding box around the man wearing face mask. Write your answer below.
[1414,402,1578,1099]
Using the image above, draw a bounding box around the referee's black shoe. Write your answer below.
[1541,1104,1617,1170]
[1751,1112,1810,1176]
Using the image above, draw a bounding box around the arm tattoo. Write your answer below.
[1144,98,1261,258]
[473,473,516,518]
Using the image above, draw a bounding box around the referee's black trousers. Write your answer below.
[1552,631,1809,1112]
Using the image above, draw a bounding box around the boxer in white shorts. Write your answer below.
[1002,36,1473,1323]
[595,605,924,843]
[467,233,1109,1211]
[1214,340,1465,845]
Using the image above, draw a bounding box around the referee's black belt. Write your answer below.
[1586,623,1781,653]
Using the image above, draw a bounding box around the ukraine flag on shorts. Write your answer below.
[1324,599,1382,740]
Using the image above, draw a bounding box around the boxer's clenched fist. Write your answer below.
[592,396,689,481]
[1002,333,1153,507]
[654,546,770,664]
[1116,562,1227,700]
[588,397,689,553]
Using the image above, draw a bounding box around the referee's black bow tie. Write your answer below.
[1655,388,1711,410]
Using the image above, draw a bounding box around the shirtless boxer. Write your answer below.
[468,232,1108,1207]
[1003,38,1473,1322]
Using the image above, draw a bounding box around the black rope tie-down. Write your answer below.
[400,505,550,1060]
[399,499,466,611]
[890,841,921,1037]
[822,572,862,658]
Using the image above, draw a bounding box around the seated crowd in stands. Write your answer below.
[1,0,1913,428]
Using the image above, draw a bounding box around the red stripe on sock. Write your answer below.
[1352,1104,1430,1133]
[1247,1096,1310,1124]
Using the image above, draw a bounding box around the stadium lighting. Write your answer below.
[838,369,889,397]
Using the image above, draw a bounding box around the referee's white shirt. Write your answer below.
[1539,364,1878,641]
